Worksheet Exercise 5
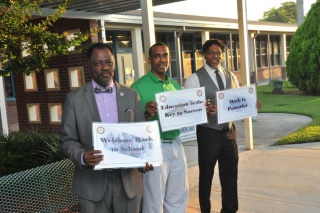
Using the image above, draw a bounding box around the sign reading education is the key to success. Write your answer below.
[156,87,207,132]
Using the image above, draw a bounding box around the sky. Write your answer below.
[153,0,317,21]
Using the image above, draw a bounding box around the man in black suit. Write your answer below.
[185,39,261,213]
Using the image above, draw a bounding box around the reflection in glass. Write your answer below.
[45,69,60,91]
[24,71,38,91]
[48,103,62,123]
[68,67,84,89]
[27,103,41,123]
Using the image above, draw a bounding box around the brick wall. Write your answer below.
[6,99,18,133]
[13,19,98,133]
[6,100,18,124]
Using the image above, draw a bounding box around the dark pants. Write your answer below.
[197,125,239,213]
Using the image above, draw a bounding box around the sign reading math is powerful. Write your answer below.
[156,87,207,132]
[216,85,257,124]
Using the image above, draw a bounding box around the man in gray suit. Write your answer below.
[61,43,153,213]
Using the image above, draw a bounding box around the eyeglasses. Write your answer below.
[206,51,223,56]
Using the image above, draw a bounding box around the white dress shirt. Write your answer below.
[184,64,239,89]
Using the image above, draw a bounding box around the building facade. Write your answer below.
[3,11,297,133]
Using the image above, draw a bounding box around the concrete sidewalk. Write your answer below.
[184,113,320,213]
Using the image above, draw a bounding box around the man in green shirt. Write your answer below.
[131,42,189,213]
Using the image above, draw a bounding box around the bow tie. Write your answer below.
[94,87,113,93]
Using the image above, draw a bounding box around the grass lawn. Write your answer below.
[256,81,320,145]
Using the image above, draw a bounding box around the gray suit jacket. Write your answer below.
[61,81,145,201]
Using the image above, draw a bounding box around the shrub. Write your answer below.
[286,0,320,95]
[0,129,66,177]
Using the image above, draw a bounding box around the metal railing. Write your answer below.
[0,159,80,213]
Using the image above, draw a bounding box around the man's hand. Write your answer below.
[145,101,158,120]
[139,162,154,173]
[83,150,104,166]
[256,100,262,109]
[205,99,217,116]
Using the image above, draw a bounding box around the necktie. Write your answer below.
[94,87,113,93]
[215,70,225,90]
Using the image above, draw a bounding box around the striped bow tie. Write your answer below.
[94,87,113,93]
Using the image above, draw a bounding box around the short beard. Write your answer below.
[99,80,111,87]
[94,76,112,88]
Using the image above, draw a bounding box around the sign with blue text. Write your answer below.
[156,87,207,132]
[92,121,162,170]
[216,85,257,124]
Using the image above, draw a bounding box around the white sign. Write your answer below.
[179,125,197,142]
[216,85,257,124]
[156,87,207,132]
[92,121,163,170]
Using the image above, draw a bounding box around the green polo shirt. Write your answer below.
[131,70,181,140]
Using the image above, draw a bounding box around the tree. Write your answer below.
[259,2,297,24]
[0,0,95,75]
[286,0,320,95]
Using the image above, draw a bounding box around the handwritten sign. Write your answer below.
[216,85,257,124]
[92,121,163,170]
[156,87,207,132]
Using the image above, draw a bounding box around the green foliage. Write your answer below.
[286,0,320,95]
[257,82,320,145]
[275,126,320,145]
[260,1,297,24]
[0,0,96,75]
[0,129,66,176]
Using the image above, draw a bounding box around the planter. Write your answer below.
[271,80,284,94]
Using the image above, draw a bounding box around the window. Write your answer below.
[23,71,38,91]
[210,33,237,71]
[68,67,84,89]
[45,69,60,91]
[195,50,204,71]
[194,36,203,71]
[105,32,113,46]
[256,36,268,68]
[261,40,267,67]
[27,103,41,123]
[181,33,200,78]
[116,52,134,87]
[48,103,62,124]
[270,36,280,66]
[117,31,132,49]
[65,29,81,52]
[183,51,193,78]
[21,40,31,57]
[194,36,202,51]
[235,41,241,71]
[4,73,15,100]
[227,48,235,71]
[155,32,177,78]
[182,33,194,78]
[286,36,292,58]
